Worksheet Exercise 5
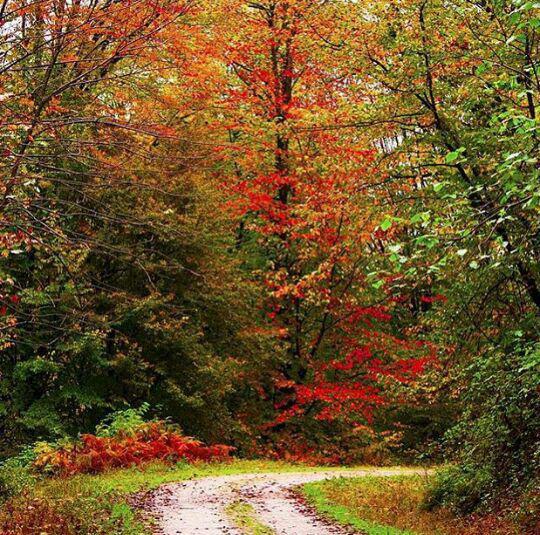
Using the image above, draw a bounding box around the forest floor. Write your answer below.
[146,467,429,534]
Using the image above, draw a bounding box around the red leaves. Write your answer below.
[323,347,373,371]
[420,294,448,304]
[33,422,234,476]
[0,293,20,316]
[272,349,430,427]
[215,0,440,444]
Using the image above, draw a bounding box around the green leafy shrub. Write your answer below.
[0,446,38,500]
[95,404,151,438]
[425,342,540,516]
[424,465,493,514]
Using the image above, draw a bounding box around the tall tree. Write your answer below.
[212,0,432,457]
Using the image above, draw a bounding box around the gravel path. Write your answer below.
[149,467,427,534]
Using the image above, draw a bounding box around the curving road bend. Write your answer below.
[149,467,427,534]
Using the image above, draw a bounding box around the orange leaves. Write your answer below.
[33,422,234,476]
[44,98,69,116]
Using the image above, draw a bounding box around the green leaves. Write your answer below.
[380,217,393,231]
[520,345,540,372]
[414,234,439,249]
[433,182,445,193]
[444,147,466,164]
[410,211,431,225]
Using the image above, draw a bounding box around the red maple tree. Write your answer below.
[214,0,433,436]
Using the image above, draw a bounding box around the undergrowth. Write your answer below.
[302,475,529,535]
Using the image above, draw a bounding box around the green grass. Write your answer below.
[303,480,418,535]
[225,501,276,535]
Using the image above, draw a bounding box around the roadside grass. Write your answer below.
[0,459,373,535]
[225,501,276,535]
[301,475,523,535]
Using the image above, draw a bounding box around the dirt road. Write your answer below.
[149,467,426,534]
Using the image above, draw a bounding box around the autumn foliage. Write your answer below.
[0,0,538,531]
[32,422,233,476]
[216,0,434,434]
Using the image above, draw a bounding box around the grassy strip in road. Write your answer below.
[225,501,276,535]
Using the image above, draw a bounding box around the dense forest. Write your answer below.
[0,0,538,533]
